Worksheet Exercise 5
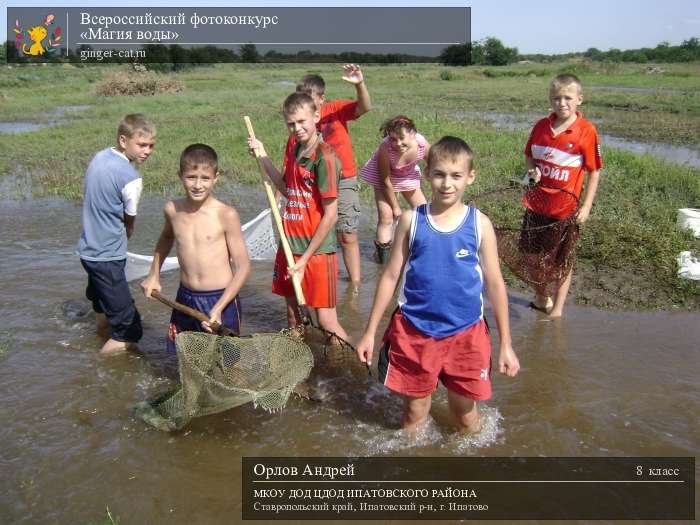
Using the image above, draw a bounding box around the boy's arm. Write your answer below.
[141,203,175,297]
[247,138,287,196]
[122,177,142,238]
[378,145,402,220]
[341,64,371,117]
[576,169,600,224]
[524,156,542,183]
[287,197,338,279]
[356,210,411,364]
[124,213,136,239]
[205,206,252,331]
[478,212,520,377]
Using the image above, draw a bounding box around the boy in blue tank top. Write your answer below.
[356,136,520,433]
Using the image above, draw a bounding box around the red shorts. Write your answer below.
[378,310,492,400]
[272,248,338,308]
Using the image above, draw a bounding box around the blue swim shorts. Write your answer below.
[165,283,241,355]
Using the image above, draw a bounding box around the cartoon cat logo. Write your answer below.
[25,25,48,55]
[14,14,62,57]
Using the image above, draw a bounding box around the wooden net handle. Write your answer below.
[150,290,236,337]
[244,115,307,307]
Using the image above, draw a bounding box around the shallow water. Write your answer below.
[0,105,93,135]
[267,80,296,87]
[457,110,700,168]
[587,85,685,95]
[0,188,698,524]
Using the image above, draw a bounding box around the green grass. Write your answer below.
[1,61,699,308]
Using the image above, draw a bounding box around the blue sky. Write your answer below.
[3,0,700,54]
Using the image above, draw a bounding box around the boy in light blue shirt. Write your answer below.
[77,114,156,354]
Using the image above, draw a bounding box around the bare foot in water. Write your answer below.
[100,338,136,355]
[529,296,553,314]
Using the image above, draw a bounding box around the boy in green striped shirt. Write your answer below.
[248,93,349,341]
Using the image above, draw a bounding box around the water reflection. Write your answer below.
[0,192,698,524]
[0,105,93,135]
[456,110,700,168]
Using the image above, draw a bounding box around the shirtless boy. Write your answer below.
[141,144,251,350]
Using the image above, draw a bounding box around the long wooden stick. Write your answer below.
[151,290,237,337]
[244,115,307,307]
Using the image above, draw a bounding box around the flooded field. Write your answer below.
[457,110,700,168]
[0,105,93,135]
[0,183,698,524]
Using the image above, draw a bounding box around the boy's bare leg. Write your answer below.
[285,296,304,328]
[100,337,135,355]
[447,390,481,433]
[95,313,111,339]
[403,395,432,431]
[339,231,361,290]
[316,307,350,342]
[548,267,573,318]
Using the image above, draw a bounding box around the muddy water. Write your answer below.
[457,110,700,168]
[1,185,698,524]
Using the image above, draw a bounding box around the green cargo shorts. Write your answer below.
[337,176,361,234]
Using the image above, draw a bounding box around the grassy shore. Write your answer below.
[1,62,699,308]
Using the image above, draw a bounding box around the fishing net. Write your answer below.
[134,330,313,431]
[134,320,365,431]
[470,180,579,296]
[289,322,368,381]
[241,208,278,260]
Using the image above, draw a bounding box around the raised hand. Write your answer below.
[341,63,364,85]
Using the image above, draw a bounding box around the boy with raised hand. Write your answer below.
[356,137,519,433]
[141,144,251,351]
[284,64,371,293]
[248,92,350,342]
[524,73,602,318]
[77,113,155,355]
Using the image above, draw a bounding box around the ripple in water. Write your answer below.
[446,406,503,453]
[342,383,505,455]
[57,299,93,323]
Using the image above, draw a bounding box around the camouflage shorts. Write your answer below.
[337,176,360,234]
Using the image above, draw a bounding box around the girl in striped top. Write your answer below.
[359,116,430,262]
